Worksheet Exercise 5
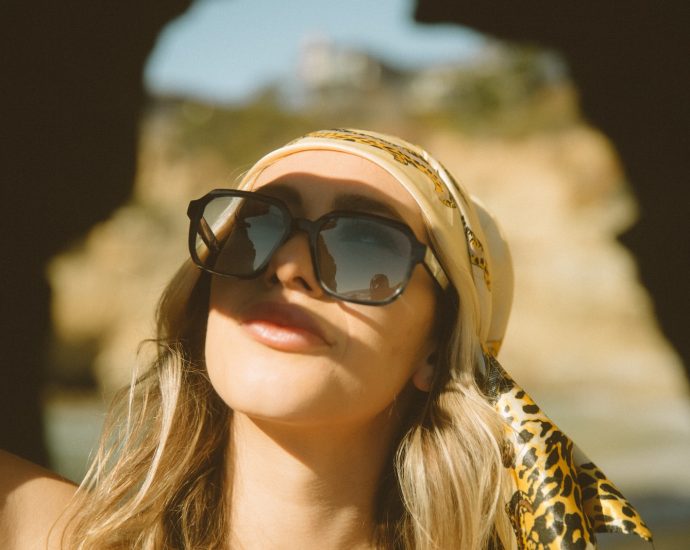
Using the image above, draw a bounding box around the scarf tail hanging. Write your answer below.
[486,355,653,548]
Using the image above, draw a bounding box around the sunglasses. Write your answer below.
[187,189,449,305]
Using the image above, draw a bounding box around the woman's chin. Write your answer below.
[228,399,344,429]
[210,363,346,423]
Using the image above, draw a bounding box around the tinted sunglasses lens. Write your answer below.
[317,217,413,302]
[194,195,286,276]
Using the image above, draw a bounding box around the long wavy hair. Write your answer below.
[64,249,514,548]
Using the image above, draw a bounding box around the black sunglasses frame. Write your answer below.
[187,189,449,305]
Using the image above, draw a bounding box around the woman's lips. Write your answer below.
[240,301,330,352]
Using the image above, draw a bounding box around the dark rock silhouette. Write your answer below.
[1,1,192,466]
[415,0,690,381]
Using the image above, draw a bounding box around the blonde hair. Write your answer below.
[65,253,513,549]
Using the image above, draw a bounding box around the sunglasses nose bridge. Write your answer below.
[282,216,326,281]
[285,216,321,258]
[291,216,319,237]
[264,215,324,296]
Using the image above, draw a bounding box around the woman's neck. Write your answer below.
[226,411,400,550]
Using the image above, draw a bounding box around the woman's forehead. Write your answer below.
[253,150,395,190]
[251,149,426,234]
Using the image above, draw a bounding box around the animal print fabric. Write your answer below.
[484,354,653,549]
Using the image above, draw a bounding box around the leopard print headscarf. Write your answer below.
[238,128,652,548]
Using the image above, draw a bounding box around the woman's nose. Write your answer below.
[263,231,324,297]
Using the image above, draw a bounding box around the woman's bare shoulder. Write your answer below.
[0,450,77,550]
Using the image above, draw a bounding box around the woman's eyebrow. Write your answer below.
[332,193,404,220]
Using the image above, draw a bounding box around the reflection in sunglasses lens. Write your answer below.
[204,197,285,275]
[318,217,411,302]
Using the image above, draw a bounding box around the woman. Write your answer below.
[2,129,651,549]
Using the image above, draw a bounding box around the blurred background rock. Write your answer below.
[3,1,688,548]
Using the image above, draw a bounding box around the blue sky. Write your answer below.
[145,0,485,103]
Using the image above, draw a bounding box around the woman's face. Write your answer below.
[205,150,438,428]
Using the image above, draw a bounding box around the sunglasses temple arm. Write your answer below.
[423,247,449,291]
